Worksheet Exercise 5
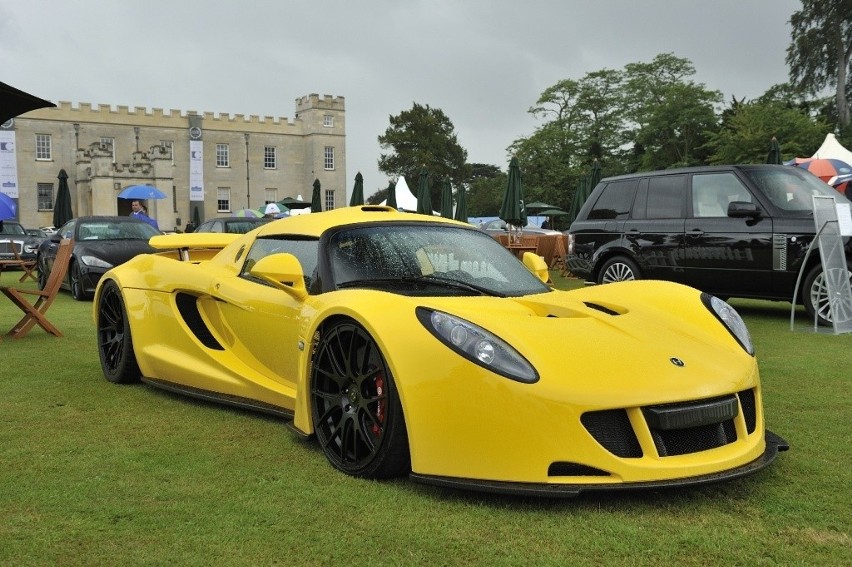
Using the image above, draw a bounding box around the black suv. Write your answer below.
[566,164,852,325]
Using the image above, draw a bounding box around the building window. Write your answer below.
[264,188,277,205]
[324,189,334,211]
[264,146,276,169]
[100,137,115,161]
[161,140,174,164]
[216,144,230,167]
[37,183,54,210]
[217,187,231,212]
[323,115,334,127]
[35,134,51,160]
[324,146,334,170]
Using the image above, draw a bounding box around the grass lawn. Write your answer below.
[1,272,850,566]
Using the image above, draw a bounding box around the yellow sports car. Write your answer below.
[94,206,787,496]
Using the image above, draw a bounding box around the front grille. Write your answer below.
[0,240,24,255]
[581,409,643,458]
[583,393,754,459]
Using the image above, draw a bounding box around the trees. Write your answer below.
[378,103,470,206]
[622,53,722,170]
[786,0,852,128]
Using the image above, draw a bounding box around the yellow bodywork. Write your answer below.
[94,206,775,488]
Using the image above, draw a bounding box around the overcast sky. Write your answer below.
[1,0,802,199]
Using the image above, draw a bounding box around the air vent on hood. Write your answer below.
[584,301,621,316]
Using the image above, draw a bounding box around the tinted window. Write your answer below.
[691,173,753,217]
[745,167,851,214]
[647,175,686,219]
[587,180,638,220]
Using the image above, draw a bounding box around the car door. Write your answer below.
[681,171,773,295]
[208,237,320,393]
[622,175,688,283]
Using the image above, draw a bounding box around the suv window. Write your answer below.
[691,173,753,217]
[646,175,686,219]
[587,180,638,220]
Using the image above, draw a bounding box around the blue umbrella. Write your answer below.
[0,192,16,220]
[118,184,167,200]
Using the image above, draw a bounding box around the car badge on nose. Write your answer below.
[670,357,685,367]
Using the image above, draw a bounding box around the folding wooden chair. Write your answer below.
[1,239,72,338]
[11,247,38,282]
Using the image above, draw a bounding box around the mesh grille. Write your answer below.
[649,420,737,456]
[738,388,757,433]
[581,409,642,458]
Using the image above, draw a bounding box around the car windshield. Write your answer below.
[225,220,266,234]
[746,167,851,214]
[78,221,161,241]
[0,222,26,236]
[329,224,551,297]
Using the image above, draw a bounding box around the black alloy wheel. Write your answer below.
[70,261,87,300]
[310,320,410,479]
[598,255,641,284]
[37,255,48,290]
[97,280,141,384]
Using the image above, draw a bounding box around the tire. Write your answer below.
[597,256,641,284]
[803,264,852,327]
[70,261,88,301]
[96,280,141,384]
[310,320,410,479]
[37,255,48,291]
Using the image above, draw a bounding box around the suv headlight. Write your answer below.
[702,293,754,355]
[416,307,538,383]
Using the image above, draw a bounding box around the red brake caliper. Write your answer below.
[372,374,386,436]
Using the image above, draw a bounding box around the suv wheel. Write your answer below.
[803,264,852,326]
[598,256,641,284]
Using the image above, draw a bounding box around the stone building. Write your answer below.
[0,93,346,231]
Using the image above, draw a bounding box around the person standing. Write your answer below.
[130,200,159,229]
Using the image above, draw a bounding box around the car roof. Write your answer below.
[254,205,472,238]
[599,164,784,183]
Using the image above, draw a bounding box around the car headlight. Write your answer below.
[80,255,113,269]
[24,244,38,253]
[702,293,754,356]
[416,307,539,383]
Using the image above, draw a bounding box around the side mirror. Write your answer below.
[728,201,761,218]
[250,253,308,299]
[50,233,63,243]
[522,252,549,283]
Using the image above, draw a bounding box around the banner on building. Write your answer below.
[189,139,204,201]
[0,129,19,198]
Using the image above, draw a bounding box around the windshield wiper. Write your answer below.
[337,274,505,297]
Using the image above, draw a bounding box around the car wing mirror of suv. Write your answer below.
[728,201,761,218]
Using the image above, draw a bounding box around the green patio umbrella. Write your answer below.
[349,172,365,206]
[525,201,558,213]
[440,179,453,218]
[498,156,527,228]
[416,168,432,215]
[566,176,590,225]
[52,169,73,227]
[277,196,311,210]
[192,205,201,227]
[453,185,468,222]
[385,180,397,209]
[310,178,322,212]
[589,158,602,188]
[766,137,782,165]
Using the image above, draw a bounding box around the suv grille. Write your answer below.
[582,390,757,459]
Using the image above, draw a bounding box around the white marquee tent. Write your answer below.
[380,176,418,211]
[811,133,852,164]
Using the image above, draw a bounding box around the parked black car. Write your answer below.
[38,216,161,300]
[566,164,852,325]
[0,219,40,261]
[194,216,269,234]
